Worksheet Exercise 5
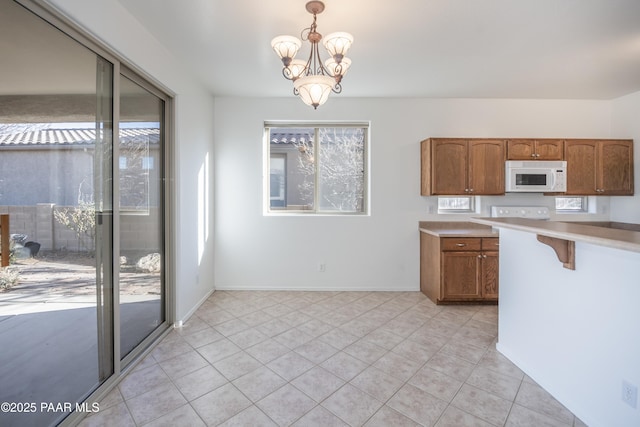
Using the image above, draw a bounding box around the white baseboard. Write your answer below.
[175,287,216,327]
[213,285,419,292]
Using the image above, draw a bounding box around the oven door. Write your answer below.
[506,168,554,192]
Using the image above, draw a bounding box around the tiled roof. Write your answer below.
[269,128,313,145]
[0,128,159,146]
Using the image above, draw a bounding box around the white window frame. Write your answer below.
[264,121,370,215]
[555,196,588,212]
[437,196,475,213]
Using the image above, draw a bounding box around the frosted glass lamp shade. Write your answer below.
[294,75,335,109]
[324,57,351,77]
[323,32,353,58]
[287,59,308,80]
[271,35,302,63]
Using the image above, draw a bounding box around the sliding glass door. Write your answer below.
[118,73,165,361]
[0,3,114,426]
[0,2,170,426]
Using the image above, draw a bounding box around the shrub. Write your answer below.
[53,200,96,254]
[0,266,19,290]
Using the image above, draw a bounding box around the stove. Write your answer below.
[491,206,550,220]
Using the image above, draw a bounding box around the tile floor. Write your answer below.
[80,291,586,427]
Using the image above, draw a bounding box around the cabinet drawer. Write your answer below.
[481,238,500,250]
[441,238,481,251]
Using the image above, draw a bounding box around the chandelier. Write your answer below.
[271,1,353,109]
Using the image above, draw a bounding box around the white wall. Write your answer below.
[497,228,640,427]
[213,96,612,290]
[44,0,216,321]
[611,90,640,223]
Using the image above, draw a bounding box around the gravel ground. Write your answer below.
[2,251,160,296]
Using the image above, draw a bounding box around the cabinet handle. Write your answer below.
[469,189,474,192]
[531,153,536,157]
[483,254,487,258]
[477,255,482,258]
[456,243,466,247]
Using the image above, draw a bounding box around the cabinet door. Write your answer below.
[508,139,563,160]
[481,251,499,300]
[535,139,564,160]
[430,139,468,195]
[565,140,598,194]
[599,140,634,195]
[507,139,535,160]
[441,252,481,300]
[468,139,505,195]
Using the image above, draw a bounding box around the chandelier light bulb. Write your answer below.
[286,59,308,80]
[324,57,351,78]
[294,75,335,109]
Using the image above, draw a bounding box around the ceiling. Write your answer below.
[118,0,640,100]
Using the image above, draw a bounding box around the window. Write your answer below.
[142,156,154,170]
[269,154,286,208]
[555,196,587,212]
[438,196,475,213]
[265,123,368,214]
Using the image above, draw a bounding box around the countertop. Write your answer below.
[471,217,640,253]
[419,221,499,238]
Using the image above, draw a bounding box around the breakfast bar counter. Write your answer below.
[470,217,640,253]
[468,217,640,427]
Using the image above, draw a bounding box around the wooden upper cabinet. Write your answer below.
[468,140,506,195]
[507,139,564,160]
[421,138,505,195]
[565,139,634,195]
[428,139,468,195]
[600,140,634,195]
[565,140,597,194]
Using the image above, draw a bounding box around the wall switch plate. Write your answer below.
[622,380,638,408]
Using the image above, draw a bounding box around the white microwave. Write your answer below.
[505,160,567,192]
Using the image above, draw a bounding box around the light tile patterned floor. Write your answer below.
[80,291,587,427]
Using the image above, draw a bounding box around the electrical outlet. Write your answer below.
[318,262,326,272]
[622,381,638,408]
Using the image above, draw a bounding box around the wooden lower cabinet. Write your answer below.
[420,234,498,304]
